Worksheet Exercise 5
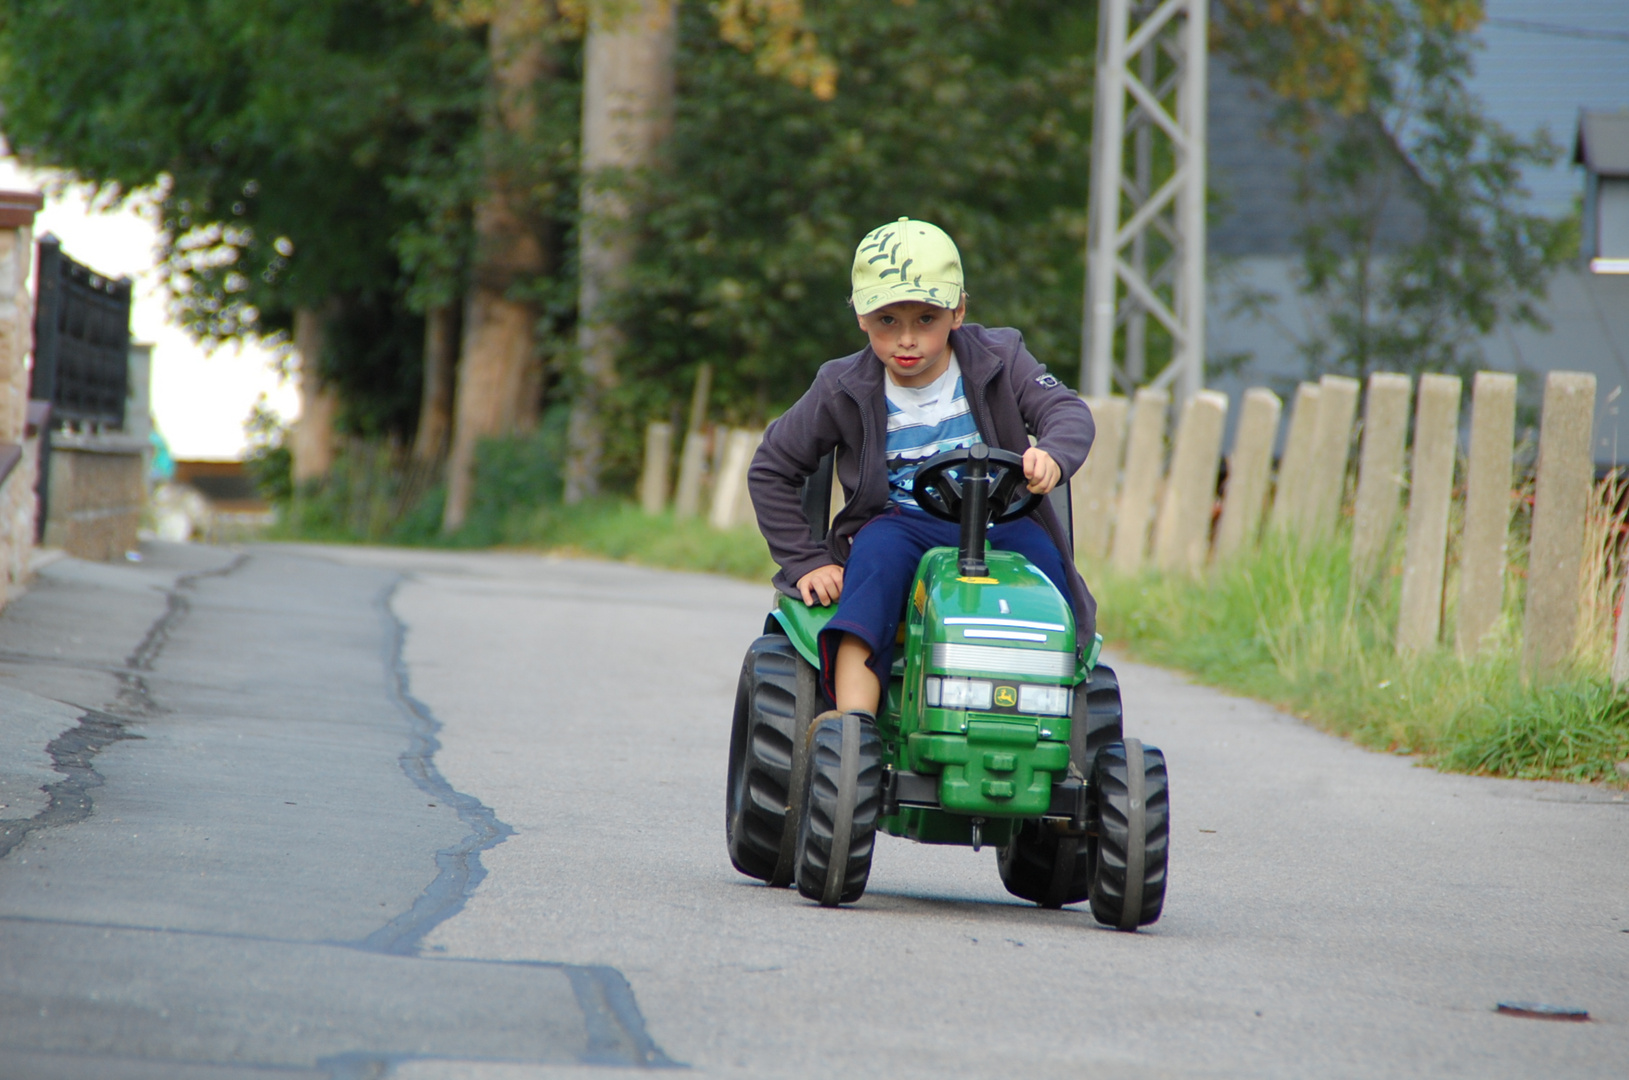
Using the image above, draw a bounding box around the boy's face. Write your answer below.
[856,299,966,387]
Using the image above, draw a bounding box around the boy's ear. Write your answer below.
[949,300,967,330]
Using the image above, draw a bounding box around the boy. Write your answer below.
[748,217,1096,717]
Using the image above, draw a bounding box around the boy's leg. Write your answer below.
[818,511,950,711]
[987,516,1074,600]
[833,634,880,714]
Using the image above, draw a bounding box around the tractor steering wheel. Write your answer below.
[910,445,1044,527]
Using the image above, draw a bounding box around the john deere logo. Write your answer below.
[993,685,1018,708]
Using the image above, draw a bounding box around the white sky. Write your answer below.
[0,153,299,461]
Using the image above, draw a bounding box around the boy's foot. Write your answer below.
[808,709,875,741]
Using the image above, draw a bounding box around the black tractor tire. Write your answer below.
[794,712,884,906]
[997,820,1093,908]
[1088,739,1169,930]
[1069,664,1123,777]
[726,635,822,885]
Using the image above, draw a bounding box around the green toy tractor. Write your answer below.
[726,444,1169,929]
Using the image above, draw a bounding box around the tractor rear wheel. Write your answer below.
[997,820,1093,908]
[794,712,883,906]
[1088,739,1169,930]
[726,634,821,885]
[1069,664,1123,776]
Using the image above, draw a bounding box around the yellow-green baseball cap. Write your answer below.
[851,217,964,315]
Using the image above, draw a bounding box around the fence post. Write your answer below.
[708,428,751,530]
[1523,371,1597,678]
[1455,372,1517,655]
[1349,373,1412,582]
[1214,388,1281,562]
[1268,382,1320,537]
[673,430,708,520]
[638,420,673,515]
[1110,387,1169,574]
[1301,374,1360,544]
[1396,374,1462,654]
[1613,570,1629,687]
[1074,395,1127,562]
[1153,390,1228,575]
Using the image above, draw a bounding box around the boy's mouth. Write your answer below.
[894,354,923,367]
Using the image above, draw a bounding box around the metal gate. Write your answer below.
[31,234,132,428]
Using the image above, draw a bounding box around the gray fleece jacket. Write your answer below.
[747,323,1097,641]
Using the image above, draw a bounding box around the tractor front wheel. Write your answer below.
[794,712,883,906]
[726,635,820,885]
[1088,739,1169,930]
[1070,664,1123,776]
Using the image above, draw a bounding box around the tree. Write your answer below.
[439,0,577,530]
[1215,0,1574,380]
[0,0,486,453]
[563,0,678,503]
[589,0,1095,487]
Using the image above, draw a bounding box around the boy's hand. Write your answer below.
[797,564,844,606]
[1022,447,1062,495]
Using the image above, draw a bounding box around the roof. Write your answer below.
[1576,110,1629,175]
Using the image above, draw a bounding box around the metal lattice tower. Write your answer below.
[1081,0,1208,402]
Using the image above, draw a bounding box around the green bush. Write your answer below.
[261,420,776,581]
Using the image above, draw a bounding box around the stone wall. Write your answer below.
[42,435,145,561]
[0,192,42,613]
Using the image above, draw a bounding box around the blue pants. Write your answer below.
[817,507,1073,703]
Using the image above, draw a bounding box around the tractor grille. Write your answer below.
[930,643,1075,678]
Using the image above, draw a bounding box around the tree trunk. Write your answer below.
[443,0,553,531]
[290,306,337,484]
[413,302,459,462]
[564,0,678,503]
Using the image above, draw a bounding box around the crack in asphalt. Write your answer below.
[2,555,677,1073]
[350,575,677,1069]
[0,554,249,862]
[0,709,141,861]
[352,577,517,957]
[115,553,251,717]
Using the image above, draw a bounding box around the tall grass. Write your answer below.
[1088,474,1629,786]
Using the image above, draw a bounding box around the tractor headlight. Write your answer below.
[925,676,993,710]
[1018,684,1072,716]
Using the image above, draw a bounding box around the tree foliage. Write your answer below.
[0,0,1577,484]
[0,0,487,434]
[602,0,1094,483]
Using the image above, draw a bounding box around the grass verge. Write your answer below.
[1088,536,1629,786]
[496,501,778,580]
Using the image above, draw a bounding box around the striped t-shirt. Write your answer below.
[884,353,983,510]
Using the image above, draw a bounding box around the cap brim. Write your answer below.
[851,280,963,316]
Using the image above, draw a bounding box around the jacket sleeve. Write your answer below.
[749,374,842,590]
[1007,335,1095,479]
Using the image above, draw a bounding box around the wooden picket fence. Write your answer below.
[634,368,1623,682]
[636,420,764,531]
[1071,370,1617,681]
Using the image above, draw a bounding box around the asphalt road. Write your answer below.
[1,542,1626,1078]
